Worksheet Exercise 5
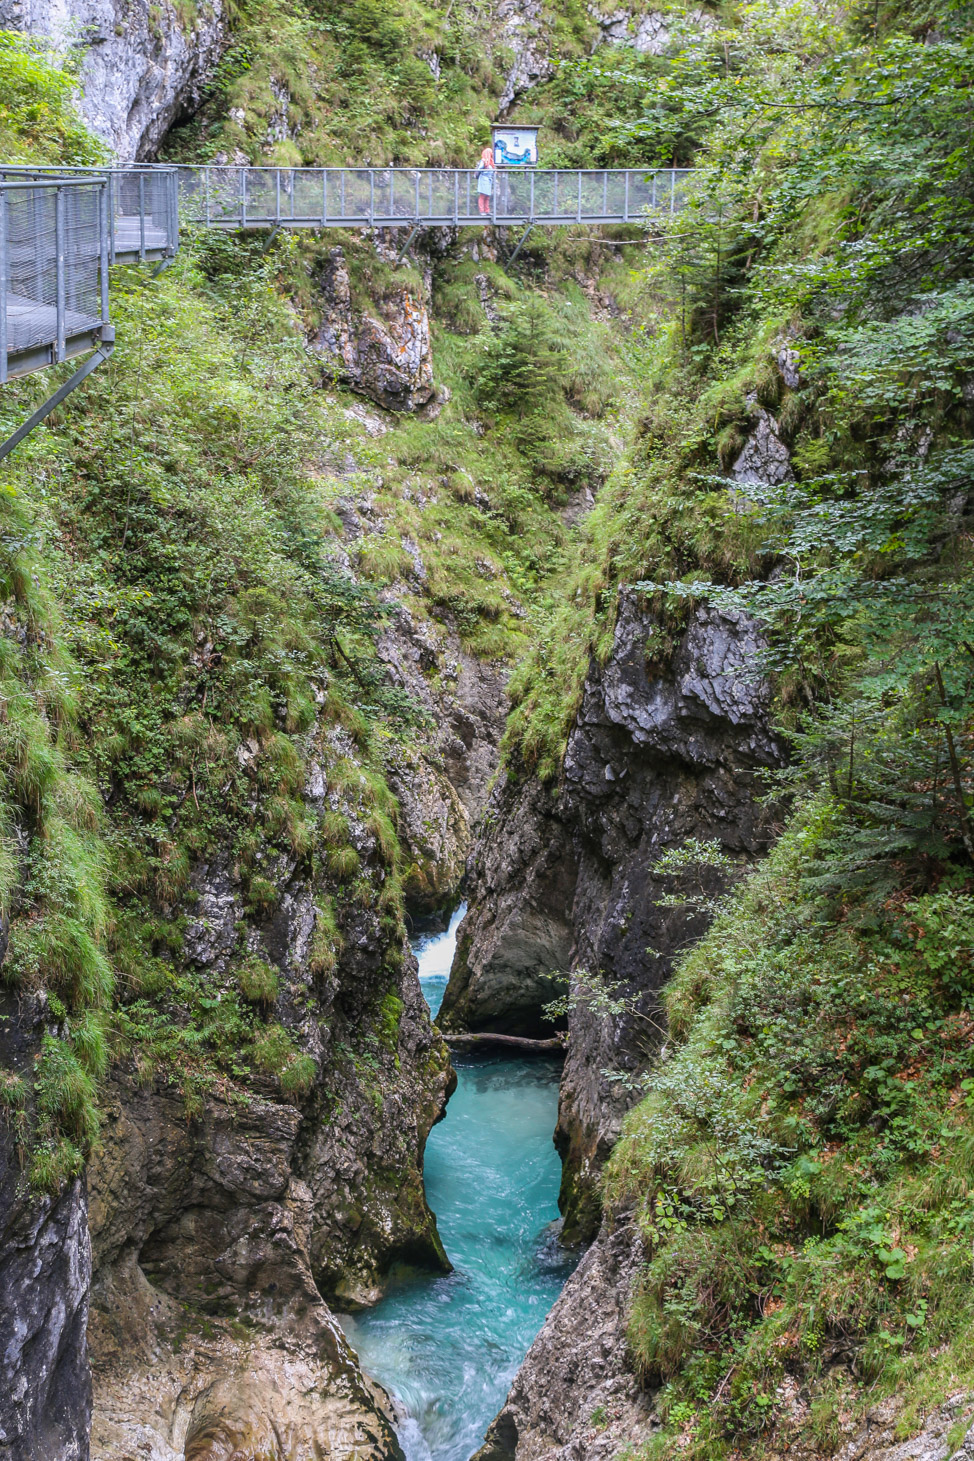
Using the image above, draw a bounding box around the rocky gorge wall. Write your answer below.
[0,258,508,1460]
[0,992,92,1461]
[461,585,974,1461]
[74,586,507,1461]
[440,593,785,1240]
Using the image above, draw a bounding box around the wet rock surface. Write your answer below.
[437,776,577,1038]
[0,994,92,1461]
[475,1217,651,1461]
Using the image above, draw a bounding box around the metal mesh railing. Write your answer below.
[0,166,178,382]
[1,160,687,385]
[0,175,108,382]
[109,166,179,263]
[177,166,692,228]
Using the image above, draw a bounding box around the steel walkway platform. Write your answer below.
[0,166,179,382]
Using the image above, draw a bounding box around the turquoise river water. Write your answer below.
[339,906,573,1461]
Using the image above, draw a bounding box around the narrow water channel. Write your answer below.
[339,907,573,1461]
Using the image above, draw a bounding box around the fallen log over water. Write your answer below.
[440,1031,566,1052]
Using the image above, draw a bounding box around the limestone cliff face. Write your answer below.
[312,247,436,414]
[87,1077,407,1461]
[0,0,226,159]
[0,1000,91,1461]
[377,599,508,913]
[440,593,784,1240]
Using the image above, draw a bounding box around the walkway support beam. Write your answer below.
[0,336,114,462]
[507,220,535,266]
[395,221,421,266]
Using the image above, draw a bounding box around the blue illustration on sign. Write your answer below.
[492,129,539,167]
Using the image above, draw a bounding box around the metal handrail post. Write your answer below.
[322,170,328,225]
[624,171,630,222]
[0,190,7,385]
[577,171,582,222]
[275,169,281,222]
[530,170,535,221]
[670,168,676,215]
[205,165,211,227]
[109,172,116,263]
[369,170,374,227]
[603,171,608,216]
[241,168,247,227]
[553,171,558,217]
[138,172,146,260]
[99,179,109,324]
[55,185,66,362]
[340,170,345,219]
[415,172,420,219]
[172,170,180,254]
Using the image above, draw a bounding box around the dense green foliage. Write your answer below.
[1,241,411,1177]
[605,819,974,1453]
[485,0,974,1450]
[162,0,598,165]
[0,29,104,162]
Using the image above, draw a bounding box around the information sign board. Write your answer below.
[491,126,539,167]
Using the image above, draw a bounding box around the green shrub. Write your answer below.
[0,31,104,162]
[237,954,280,1007]
[308,897,343,977]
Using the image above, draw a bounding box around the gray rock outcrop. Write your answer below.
[312,247,435,413]
[496,0,554,114]
[591,5,717,55]
[87,1078,405,1461]
[732,404,793,487]
[376,602,509,912]
[440,593,784,1239]
[0,995,92,1461]
[0,0,226,160]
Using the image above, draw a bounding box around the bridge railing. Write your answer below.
[2,162,687,387]
[108,166,180,264]
[0,166,178,382]
[177,166,692,228]
[0,172,109,383]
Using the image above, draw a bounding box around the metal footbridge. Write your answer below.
[0,162,689,454]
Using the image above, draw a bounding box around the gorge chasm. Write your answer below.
[2,1,974,1459]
